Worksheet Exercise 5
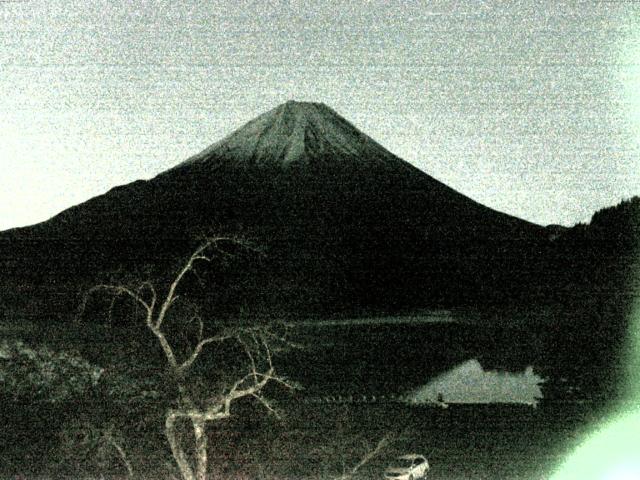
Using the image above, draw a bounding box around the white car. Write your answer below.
[384,454,430,480]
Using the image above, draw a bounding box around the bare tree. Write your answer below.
[80,237,295,480]
[333,433,392,480]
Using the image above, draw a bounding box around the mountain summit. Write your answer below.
[178,101,404,170]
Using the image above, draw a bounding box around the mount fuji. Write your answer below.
[178,100,418,170]
[1,101,548,318]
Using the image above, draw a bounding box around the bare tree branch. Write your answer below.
[155,240,212,330]
[149,325,180,370]
[251,392,281,419]
[106,294,118,326]
[237,333,259,383]
[335,433,393,480]
[102,427,134,479]
[79,284,154,324]
[178,332,233,374]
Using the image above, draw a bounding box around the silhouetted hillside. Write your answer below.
[540,196,639,304]
[0,103,636,324]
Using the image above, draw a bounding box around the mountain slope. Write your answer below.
[177,101,405,170]
[1,101,548,319]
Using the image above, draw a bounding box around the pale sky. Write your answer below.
[1,0,640,230]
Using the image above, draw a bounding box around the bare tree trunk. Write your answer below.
[166,412,196,480]
[105,433,134,479]
[193,417,208,480]
[81,239,290,480]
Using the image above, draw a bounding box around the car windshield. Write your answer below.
[391,458,414,469]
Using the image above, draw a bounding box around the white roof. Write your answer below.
[398,454,426,460]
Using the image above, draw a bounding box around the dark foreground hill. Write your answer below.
[0,102,636,322]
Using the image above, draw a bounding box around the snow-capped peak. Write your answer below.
[178,101,403,169]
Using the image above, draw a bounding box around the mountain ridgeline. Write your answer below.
[1,102,637,320]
